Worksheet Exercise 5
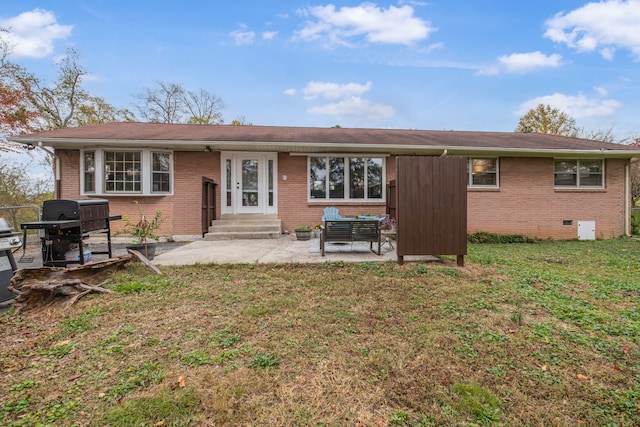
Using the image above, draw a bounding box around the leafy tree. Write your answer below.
[0,158,53,229]
[230,116,252,126]
[12,48,90,130]
[135,81,224,124]
[75,96,135,126]
[630,138,640,207]
[515,104,578,137]
[0,28,39,151]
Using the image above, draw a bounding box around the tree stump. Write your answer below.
[7,254,135,315]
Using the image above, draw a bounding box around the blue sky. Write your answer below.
[2,0,639,140]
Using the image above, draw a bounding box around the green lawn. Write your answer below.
[1,239,638,426]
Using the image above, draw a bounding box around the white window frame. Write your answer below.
[307,155,386,201]
[467,157,499,188]
[554,159,605,189]
[80,148,174,196]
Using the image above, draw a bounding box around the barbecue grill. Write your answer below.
[0,218,21,302]
[21,199,121,267]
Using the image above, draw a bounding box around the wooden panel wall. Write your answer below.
[396,156,468,265]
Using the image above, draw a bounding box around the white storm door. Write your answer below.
[222,152,277,215]
[237,156,261,213]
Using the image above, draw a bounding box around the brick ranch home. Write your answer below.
[10,122,640,240]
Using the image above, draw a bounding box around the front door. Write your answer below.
[222,152,277,215]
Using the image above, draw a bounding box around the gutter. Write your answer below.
[9,136,640,159]
[36,142,61,199]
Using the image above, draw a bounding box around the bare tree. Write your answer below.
[183,88,224,124]
[577,127,616,143]
[135,81,186,123]
[135,81,225,124]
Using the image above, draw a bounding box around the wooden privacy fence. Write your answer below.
[394,156,468,266]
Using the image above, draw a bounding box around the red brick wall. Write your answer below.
[57,150,80,198]
[55,149,220,237]
[276,154,391,232]
[467,157,628,239]
[55,150,629,240]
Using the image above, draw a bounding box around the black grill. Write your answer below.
[21,199,121,266]
[41,199,111,232]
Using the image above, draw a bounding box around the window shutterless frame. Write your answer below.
[554,159,604,189]
[467,158,499,188]
[308,155,385,201]
[80,149,173,196]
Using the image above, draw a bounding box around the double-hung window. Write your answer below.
[554,159,604,188]
[467,158,498,188]
[81,149,173,195]
[309,156,384,200]
[83,151,96,193]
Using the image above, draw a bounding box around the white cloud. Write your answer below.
[308,96,395,119]
[594,86,608,96]
[544,0,640,60]
[478,51,564,75]
[262,31,278,40]
[289,80,394,122]
[302,81,372,100]
[230,25,255,45]
[295,3,435,47]
[517,92,621,119]
[0,9,72,58]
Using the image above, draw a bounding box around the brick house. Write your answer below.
[10,122,640,240]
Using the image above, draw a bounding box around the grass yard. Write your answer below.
[1,239,639,426]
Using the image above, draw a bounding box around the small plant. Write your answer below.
[381,217,397,230]
[295,225,311,231]
[122,201,165,245]
[250,352,280,369]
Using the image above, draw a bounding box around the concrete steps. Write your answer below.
[204,214,282,240]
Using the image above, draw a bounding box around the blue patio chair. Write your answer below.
[322,206,342,221]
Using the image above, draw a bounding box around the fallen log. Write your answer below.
[8,254,134,315]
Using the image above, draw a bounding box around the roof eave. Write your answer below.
[7,136,638,158]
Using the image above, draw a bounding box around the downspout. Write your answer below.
[38,142,60,199]
[627,158,640,237]
[440,149,448,157]
[625,162,630,237]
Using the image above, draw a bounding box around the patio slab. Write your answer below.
[152,236,400,265]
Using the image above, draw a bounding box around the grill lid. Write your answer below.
[0,218,14,234]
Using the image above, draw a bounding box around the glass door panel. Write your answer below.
[240,159,260,207]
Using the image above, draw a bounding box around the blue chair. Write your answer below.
[322,207,342,221]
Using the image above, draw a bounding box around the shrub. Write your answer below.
[467,232,537,244]
[632,211,640,236]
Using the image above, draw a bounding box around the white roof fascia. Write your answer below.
[7,137,639,158]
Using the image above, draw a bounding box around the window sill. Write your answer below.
[81,193,172,197]
[307,200,386,205]
[554,188,606,193]
[467,187,499,192]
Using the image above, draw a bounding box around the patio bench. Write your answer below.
[320,219,382,256]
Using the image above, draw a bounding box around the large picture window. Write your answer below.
[309,156,384,200]
[554,159,604,188]
[467,158,498,187]
[81,149,173,195]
